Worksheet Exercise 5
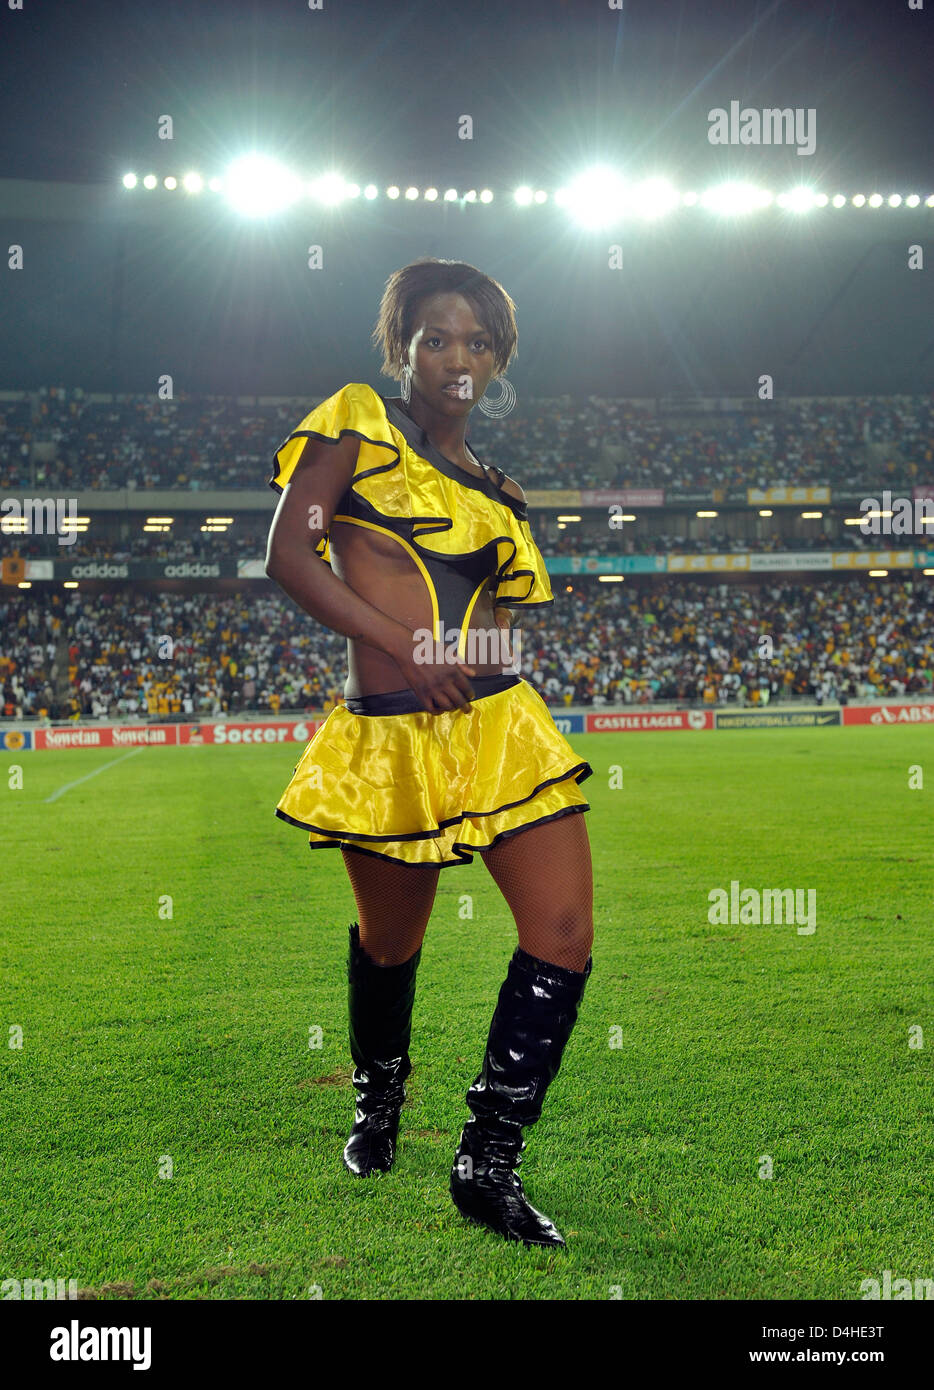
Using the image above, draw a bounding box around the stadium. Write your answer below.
[2,0,932,1345]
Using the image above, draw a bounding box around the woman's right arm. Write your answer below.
[264,435,475,712]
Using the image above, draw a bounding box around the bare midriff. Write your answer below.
[329,514,513,699]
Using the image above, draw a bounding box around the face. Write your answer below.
[404,293,496,411]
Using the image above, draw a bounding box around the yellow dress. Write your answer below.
[268,382,592,867]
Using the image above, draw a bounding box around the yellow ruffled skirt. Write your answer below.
[275,674,592,867]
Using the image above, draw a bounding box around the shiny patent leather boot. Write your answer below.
[450,946,593,1247]
[342,921,422,1177]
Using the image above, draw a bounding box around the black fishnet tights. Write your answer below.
[340,810,594,973]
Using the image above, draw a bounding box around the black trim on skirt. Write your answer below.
[343,672,521,717]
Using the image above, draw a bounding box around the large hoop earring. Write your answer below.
[477,376,516,418]
[400,362,412,404]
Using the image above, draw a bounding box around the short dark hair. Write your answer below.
[371,258,518,381]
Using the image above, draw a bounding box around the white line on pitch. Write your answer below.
[43,746,144,803]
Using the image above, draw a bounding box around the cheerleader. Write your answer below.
[265,259,595,1248]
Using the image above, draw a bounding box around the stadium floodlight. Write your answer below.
[868,193,883,208]
[598,575,625,584]
[696,510,718,518]
[759,509,773,517]
[479,189,493,203]
[556,515,582,522]
[779,187,817,213]
[831,194,846,208]
[631,178,679,220]
[405,187,419,200]
[164,176,178,190]
[905,194,920,207]
[208,177,223,192]
[363,184,378,199]
[225,155,301,217]
[888,194,902,208]
[814,193,829,207]
[387,185,400,199]
[682,191,699,206]
[514,186,534,206]
[443,188,458,201]
[182,172,203,194]
[701,182,769,216]
[146,516,174,524]
[424,187,438,201]
[63,581,78,589]
[310,173,352,205]
[852,194,866,206]
[533,190,547,203]
[464,189,477,202]
[926,195,934,208]
[122,173,138,189]
[205,517,233,524]
[17,581,31,589]
[564,166,628,228]
[143,174,158,190]
[868,570,888,577]
[801,511,822,519]
[924,569,934,576]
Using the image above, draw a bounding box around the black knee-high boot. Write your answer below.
[343,921,422,1177]
[449,946,593,1247]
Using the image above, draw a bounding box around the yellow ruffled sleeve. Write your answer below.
[268,382,388,569]
[492,515,554,612]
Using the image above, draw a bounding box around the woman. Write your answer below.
[265,258,595,1250]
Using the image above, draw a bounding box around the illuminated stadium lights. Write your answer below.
[205,517,233,524]
[868,193,883,208]
[563,167,628,228]
[363,184,378,200]
[443,188,458,201]
[906,194,920,207]
[598,575,625,584]
[182,172,203,194]
[556,515,582,523]
[208,177,223,193]
[701,182,770,215]
[63,581,78,589]
[200,524,228,532]
[925,569,934,576]
[777,188,818,213]
[632,178,679,219]
[424,188,438,201]
[759,509,773,517]
[682,191,699,206]
[146,516,174,523]
[122,173,137,189]
[852,194,866,206]
[814,193,829,207]
[533,190,547,203]
[224,155,301,217]
[696,510,718,518]
[514,186,534,206]
[17,581,31,589]
[927,195,934,207]
[143,174,158,190]
[869,570,889,577]
[888,194,902,208]
[163,176,177,190]
[405,187,419,200]
[143,525,171,532]
[309,173,353,205]
[832,194,846,208]
[479,189,493,203]
[619,514,636,522]
[387,186,400,199]
[59,517,90,532]
[464,190,477,202]
[801,511,823,519]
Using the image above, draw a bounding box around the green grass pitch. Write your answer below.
[2,727,931,1300]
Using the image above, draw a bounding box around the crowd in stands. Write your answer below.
[2,577,931,722]
[1,385,932,494]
